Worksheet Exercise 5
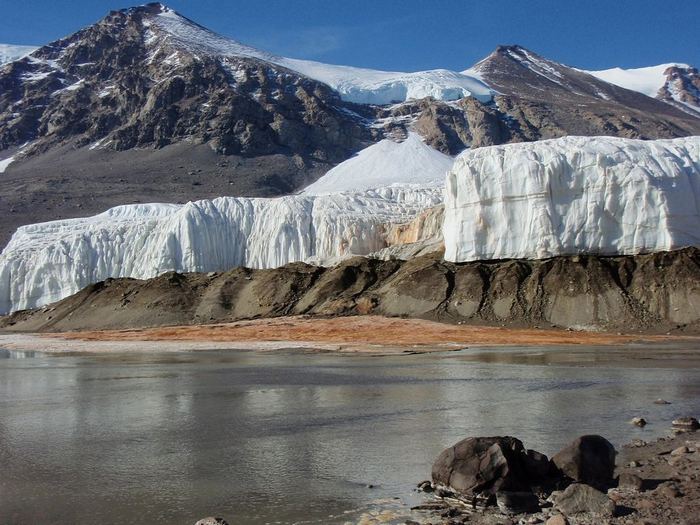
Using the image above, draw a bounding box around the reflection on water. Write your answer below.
[0,347,699,524]
[0,348,37,359]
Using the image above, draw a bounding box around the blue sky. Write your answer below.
[2,0,699,71]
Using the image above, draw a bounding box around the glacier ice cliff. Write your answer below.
[0,188,442,313]
[3,135,700,315]
[444,136,700,262]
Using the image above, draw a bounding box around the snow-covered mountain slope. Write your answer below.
[444,136,700,263]
[148,5,493,105]
[586,64,700,117]
[303,133,453,194]
[0,44,37,65]
[585,64,686,98]
[0,188,442,313]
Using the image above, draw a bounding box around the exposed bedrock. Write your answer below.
[2,247,699,333]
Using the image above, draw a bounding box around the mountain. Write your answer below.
[465,45,700,140]
[585,64,700,117]
[0,3,375,245]
[1,4,700,250]
[140,7,492,105]
[444,136,700,262]
[0,44,37,65]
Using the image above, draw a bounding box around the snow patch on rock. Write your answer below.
[0,156,15,173]
[585,64,687,98]
[444,136,700,262]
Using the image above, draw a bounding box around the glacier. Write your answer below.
[146,6,493,105]
[0,188,442,314]
[444,136,700,263]
[3,135,700,314]
[302,133,454,195]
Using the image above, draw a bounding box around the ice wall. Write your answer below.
[0,188,441,313]
[444,136,700,262]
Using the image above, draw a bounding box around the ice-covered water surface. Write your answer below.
[0,188,442,313]
[444,136,700,262]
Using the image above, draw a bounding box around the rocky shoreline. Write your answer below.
[190,418,700,525]
[408,418,700,525]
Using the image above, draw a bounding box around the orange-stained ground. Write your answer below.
[53,315,690,348]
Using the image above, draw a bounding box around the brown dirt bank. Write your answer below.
[43,316,697,349]
[2,248,700,335]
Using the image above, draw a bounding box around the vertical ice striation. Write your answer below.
[444,136,700,262]
[0,189,442,313]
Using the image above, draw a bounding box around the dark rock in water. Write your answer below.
[672,417,699,430]
[431,436,551,498]
[554,483,615,516]
[417,480,433,492]
[631,417,647,427]
[654,399,671,405]
[551,435,616,489]
[194,518,229,525]
[496,490,540,514]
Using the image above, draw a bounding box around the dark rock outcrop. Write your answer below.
[657,65,700,116]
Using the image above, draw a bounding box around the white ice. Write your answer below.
[444,136,700,262]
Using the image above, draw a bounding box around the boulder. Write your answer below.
[431,436,550,498]
[495,490,540,514]
[671,445,689,456]
[672,417,699,430]
[618,472,643,491]
[554,483,615,516]
[551,435,616,489]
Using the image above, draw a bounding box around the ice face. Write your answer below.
[444,136,700,262]
[0,188,442,314]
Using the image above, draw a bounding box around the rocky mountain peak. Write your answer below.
[658,65,700,116]
[125,2,170,15]
[0,3,371,155]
